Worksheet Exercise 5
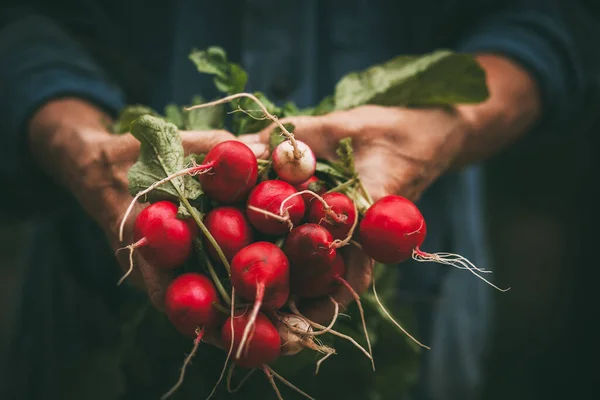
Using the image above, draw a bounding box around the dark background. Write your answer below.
[1,2,599,397]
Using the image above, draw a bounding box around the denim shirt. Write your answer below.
[0,1,589,399]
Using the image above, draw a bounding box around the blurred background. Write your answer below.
[1,109,596,400]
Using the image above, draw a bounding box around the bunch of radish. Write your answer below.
[117,93,507,400]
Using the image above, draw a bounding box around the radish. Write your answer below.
[360,195,509,291]
[198,140,258,204]
[308,192,357,241]
[294,176,326,213]
[161,272,222,400]
[246,180,305,235]
[221,309,281,368]
[203,206,254,263]
[117,201,198,285]
[272,140,316,185]
[292,253,347,299]
[283,223,337,273]
[230,241,290,360]
[164,272,222,337]
[276,314,335,357]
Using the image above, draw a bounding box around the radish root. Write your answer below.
[118,161,214,242]
[265,365,316,400]
[371,266,430,350]
[226,365,256,393]
[115,237,147,286]
[247,205,294,231]
[263,366,285,400]
[412,249,510,292]
[315,352,335,375]
[288,301,373,362]
[279,190,346,225]
[161,327,205,400]
[235,282,265,360]
[337,277,375,371]
[331,199,359,249]
[185,93,301,160]
[205,288,236,400]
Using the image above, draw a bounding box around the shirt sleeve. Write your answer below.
[0,13,126,209]
[455,1,590,132]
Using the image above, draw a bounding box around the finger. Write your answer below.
[180,130,236,155]
[136,255,173,312]
[253,115,340,161]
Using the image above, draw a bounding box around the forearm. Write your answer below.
[27,98,113,194]
[453,54,541,167]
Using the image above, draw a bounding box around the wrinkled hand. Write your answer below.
[240,105,471,323]
[27,98,267,315]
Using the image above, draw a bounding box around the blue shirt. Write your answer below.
[0,1,592,399]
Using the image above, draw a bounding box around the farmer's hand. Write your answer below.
[239,105,469,323]
[238,54,540,324]
[27,98,263,312]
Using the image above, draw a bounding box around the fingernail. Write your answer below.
[247,142,268,158]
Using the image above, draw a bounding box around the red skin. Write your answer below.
[246,180,305,236]
[230,242,290,309]
[198,141,258,204]
[359,195,427,264]
[294,176,326,214]
[283,223,336,273]
[292,253,346,299]
[308,192,357,241]
[133,201,198,269]
[203,206,254,263]
[165,273,222,337]
[221,310,281,368]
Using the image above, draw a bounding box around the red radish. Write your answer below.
[292,253,346,299]
[308,192,357,241]
[132,201,197,269]
[203,206,254,263]
[221,309,281,368]
[272,139,316,185]
[295,176,326,212]
[246,180,305,235]
[360,195,508,291]
[164,272,222,337]
[161,272,222,400]
[230,241,290,360]
[283,223,337,270]
[198,140,258,204]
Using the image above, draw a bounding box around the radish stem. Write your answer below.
[195,238,231,305]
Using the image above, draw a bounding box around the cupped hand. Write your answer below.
[239,105,471,323]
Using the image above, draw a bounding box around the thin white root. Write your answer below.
[331,199,359,249]
[372,269,430,350]
[205,288,236,400]
[226,367,256,393]
[279,190,344,224]
[315,352,335,375]
[263,366,285,400]
[160,328,204,400]
[185,92,301,160]
[118,162,213,242]
[412,250,510,292]
[289,301,373,362]
[235,283,265,360]
[265,365,316,400]
[282,297,339,337]
[115,237,148,286]
[337,278,375,371]
[247,205,293,231]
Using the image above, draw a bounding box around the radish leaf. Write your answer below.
[334,50,489,110]
[112,105,161,134]
[184,95,225,130]
[127,115,203,203]
[188,47,247,95]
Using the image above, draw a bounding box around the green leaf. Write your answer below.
[127,115,203,203]
[311,95,336,116]
[112,105,161,134]
[232,91,282,135]
[162,103,184,128]
[334,50,489,110]
[315,161,348,180]
[333,137,356,177]
[188,47,248,95]
[268,122,295,151]
[184,95,225,130]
